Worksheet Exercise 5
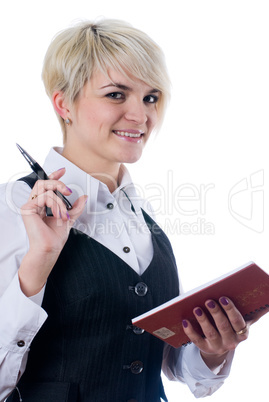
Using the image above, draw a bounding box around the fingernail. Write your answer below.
[66,186,72,193]
[182,320,188,328]
[57,167,65,171]
[220,297,229,306]
[195,308,203,317]
[66,212,70,220]
[207,300,216,309]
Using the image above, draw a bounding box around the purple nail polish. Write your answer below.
[66,212,70,220]
[182,320,188,328]
[66,186,72,193]
[220,297,229,306]
[57,167,65,171]
[195,308,203,317]
[207,300,216,309]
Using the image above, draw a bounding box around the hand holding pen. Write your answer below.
[17,144,72,212]
[16,144,88,297]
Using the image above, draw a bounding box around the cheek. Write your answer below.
[75,108,101,130]
[82,105,119,128]
[149,109,159,130]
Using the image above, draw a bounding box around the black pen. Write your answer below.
[16,143,72,210]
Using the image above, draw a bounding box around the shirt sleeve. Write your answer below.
[0,182,47,401]
[0,274,47,400]
[162,343,234,398]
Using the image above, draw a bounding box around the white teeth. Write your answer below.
[114,131,142,138]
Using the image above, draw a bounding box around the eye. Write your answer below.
[144,94,159,104]
[106,92,125,100]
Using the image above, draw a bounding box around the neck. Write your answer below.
[62,145,121,193]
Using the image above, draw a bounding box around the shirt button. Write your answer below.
[17,340,25,347]
[123,246,130,253]
[130,360,143,374]
[134,282,148,296]
[107,203,114,210]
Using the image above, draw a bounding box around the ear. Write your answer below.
[52,91,70,120]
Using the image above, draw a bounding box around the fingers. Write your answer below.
[216,297,248,338]
[39,191,71,221]
[22,170,74,221]
[68,195,88,223]
[182,297,249,354]
[24,172,87,223]
[23,189,71,221]
[182,306,225,353]
[29,177,72,203]
[29,169,72,216]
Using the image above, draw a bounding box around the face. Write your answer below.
[63,69,160,173]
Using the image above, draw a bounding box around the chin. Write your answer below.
[121,154,143,164]
[117,149,144,164]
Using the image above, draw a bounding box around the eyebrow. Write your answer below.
[100,82,160,93]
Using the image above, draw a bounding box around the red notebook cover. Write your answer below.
[132,262,269,348]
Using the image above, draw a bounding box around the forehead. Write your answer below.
[90,68,158,93]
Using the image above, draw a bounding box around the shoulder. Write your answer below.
[0,179,31,220]
[0,181,31,295]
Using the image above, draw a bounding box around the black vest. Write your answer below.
[8,175,180,402]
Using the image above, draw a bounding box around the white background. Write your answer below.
[0,1,268,400]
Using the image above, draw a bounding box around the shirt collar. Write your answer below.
[42,147,138,230]
[43,147,132,193]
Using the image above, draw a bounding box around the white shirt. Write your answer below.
[0,147,233,401]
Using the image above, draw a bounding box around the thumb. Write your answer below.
[49,167,66,180]
[68,195,88,224]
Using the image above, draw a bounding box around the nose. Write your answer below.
[124,98,148,125]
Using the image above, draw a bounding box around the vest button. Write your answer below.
[123,246,130,253]
[134,282,148,296]
[107,203,114,210]
[130,360,143,374]
[132,326,145,335]
[126,324,144,334]
[17,340,25,347]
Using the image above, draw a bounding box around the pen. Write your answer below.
[16,143,72,210]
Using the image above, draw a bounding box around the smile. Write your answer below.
[113,130,143,138]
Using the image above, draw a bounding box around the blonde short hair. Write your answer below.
[42,19,171,140]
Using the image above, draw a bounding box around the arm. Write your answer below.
[18,168,87,296]
[0,274,47,401]
[162,343,234,398]
[0,180,47,400]
[0,169,87,400]
[162,296,268,398]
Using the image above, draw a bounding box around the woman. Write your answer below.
[0,19,265,402]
